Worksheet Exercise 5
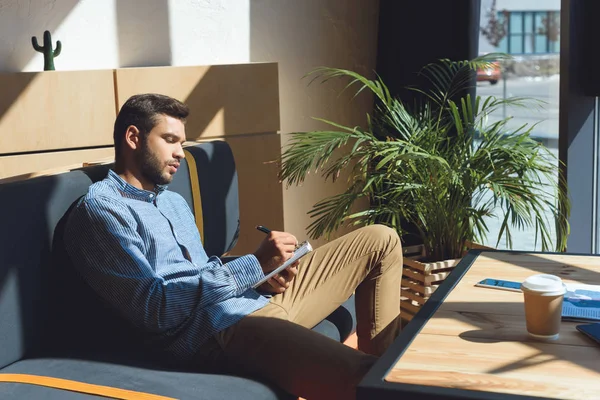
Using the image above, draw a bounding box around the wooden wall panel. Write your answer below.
[195,133,283,255]
[0,148,114,183]
[0,70,116,154]
[114,63,280,140]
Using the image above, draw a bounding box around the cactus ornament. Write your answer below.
[31,30,62,71]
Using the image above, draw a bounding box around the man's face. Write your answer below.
[135,114,186,187]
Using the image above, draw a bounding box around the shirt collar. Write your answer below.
[107,169,167,202]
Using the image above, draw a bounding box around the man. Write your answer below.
[65,93,403,400]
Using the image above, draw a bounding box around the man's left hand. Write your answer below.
[258,261,299,294]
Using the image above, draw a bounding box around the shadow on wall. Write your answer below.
[116,0,172,68]
[182,65,278,139]
[0,72,37,145]
[0,0,79,131]
[183,67,231,140]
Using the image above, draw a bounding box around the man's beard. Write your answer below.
[136,140,173,186]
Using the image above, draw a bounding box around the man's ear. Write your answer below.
[124,125,141,150]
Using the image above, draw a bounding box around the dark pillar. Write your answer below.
[559,0,598,253]
[375,0,481,105]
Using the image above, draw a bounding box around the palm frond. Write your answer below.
[305,67,393,106]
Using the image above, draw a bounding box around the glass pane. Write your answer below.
[524,34,534,54]
[498,11,507,24]
[547,12,561,51]
[549,37,560,53]
[510,35,523,53]
[497,36,508,53]
[477,3,561,252]
[524,12,534,34]
[535,34,547,53]
[510,12,523,34]
[552,11,561,32]
[535,12,545,34]
[550,12,560,53]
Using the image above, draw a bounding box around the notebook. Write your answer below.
[562,283,600,322]
[252,241,313,289]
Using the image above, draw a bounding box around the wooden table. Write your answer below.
[358,250,600,400]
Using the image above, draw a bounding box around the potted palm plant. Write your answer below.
[278,54,570,321]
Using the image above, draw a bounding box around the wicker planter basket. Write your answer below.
[400,241,493,324]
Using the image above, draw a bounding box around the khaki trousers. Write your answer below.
[196,224,403,400]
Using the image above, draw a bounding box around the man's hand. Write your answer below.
[253,231,299,294]
[253,230,298,273]
[258,261,299,294]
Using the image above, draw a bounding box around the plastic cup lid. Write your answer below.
[521,274,566,295]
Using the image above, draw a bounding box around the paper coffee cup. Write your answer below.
[521,274,566,340]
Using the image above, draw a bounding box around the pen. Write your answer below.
[256,225,271,234]
[256,225,301,251]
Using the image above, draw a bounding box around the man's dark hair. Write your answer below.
[113,93,190,157]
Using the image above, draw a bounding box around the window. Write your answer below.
[499,11,560,55]
[477,2,561,252]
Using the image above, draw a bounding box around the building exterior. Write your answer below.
[479,0,561,55]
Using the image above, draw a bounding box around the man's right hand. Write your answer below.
[253,231,298,274]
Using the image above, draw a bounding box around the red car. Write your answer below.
[477,61,502,85]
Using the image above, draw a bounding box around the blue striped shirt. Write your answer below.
[64,170,269,361]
